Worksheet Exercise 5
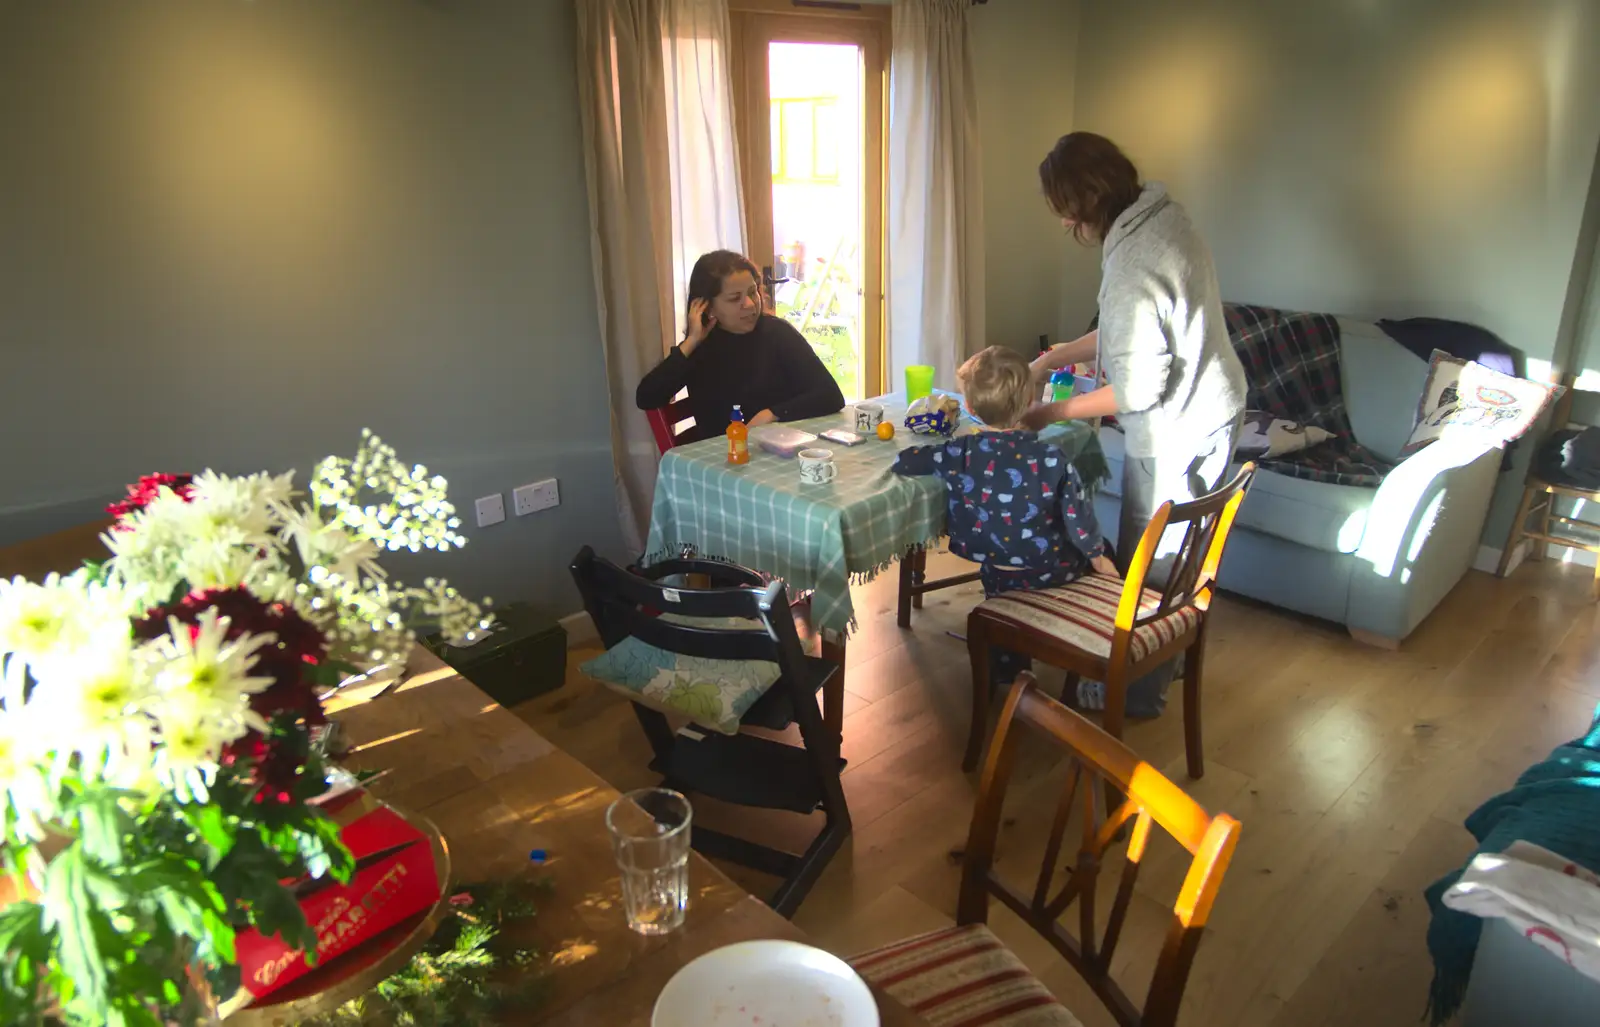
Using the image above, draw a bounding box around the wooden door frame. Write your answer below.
[730,0,889,397]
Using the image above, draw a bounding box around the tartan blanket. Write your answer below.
[1225,304,1395,487]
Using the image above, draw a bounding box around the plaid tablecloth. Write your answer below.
[644,399,1102,635]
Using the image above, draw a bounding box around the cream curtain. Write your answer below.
[662,0,748,337]
[576,0,746,552]
[887,0,985,391]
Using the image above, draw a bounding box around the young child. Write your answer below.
[893,346,1115,685]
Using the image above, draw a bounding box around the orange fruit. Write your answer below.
[876,420,895,441]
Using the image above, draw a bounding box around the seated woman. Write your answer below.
[636,250,845,441]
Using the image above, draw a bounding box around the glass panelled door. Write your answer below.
[732,5,886,401]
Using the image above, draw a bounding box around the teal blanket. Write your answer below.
[1424,704,1600,1023]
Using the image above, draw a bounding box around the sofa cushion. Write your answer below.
[1232,465,1374,554]
[1402,350,1558,455]
[1337,317,1429,462]
[1101,424,1375,555]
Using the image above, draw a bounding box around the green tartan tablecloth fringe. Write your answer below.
[643,408,1105,636]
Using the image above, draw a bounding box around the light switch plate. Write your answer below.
[475,493,506,527]
[513,479,560,516]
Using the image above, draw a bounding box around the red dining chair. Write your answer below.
[644,391,818,618]
[647,397,697,455]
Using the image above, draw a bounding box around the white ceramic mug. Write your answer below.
[854,403,884,432]
[798,448,837,485]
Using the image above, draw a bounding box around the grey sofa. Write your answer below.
[1093,316,1502,647]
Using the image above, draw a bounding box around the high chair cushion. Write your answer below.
[579,615,780,734]
[976,574,1201,663]
[851,923,1083,1026]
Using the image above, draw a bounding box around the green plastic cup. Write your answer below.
[905,365,935,402]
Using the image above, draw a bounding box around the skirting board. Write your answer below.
[1474,541,1528,576]
[1474,539,1599,574]
[558,610,598,648]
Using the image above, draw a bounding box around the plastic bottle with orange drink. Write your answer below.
[726,405,749,465]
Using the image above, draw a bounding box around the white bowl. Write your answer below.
[652,940,879,1027]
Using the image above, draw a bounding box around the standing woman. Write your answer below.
[636,250,845,441]
[1025,133,1247,715]
[1026,133,1246,575]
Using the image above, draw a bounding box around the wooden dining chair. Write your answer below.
[896,545,980,628]
[570,547,851,917]
[964,464,1256,776]
[850,673,1242,1027]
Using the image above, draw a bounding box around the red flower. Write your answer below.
[220,730,306,806]
[135,586,329,724]
[138,587,332,805]
[108,473,195,526]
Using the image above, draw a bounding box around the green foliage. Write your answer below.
[0,718,355,1025]
[776,281,861,400]
[301,879,548,1027]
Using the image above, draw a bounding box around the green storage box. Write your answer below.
[422,602,567,709]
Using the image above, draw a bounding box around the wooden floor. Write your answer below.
[517,555,1600,1027]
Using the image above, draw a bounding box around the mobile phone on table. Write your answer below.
[820,429,863,446]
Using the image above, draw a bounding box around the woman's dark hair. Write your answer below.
[686,249,762,322]
[1039,133,1143,245]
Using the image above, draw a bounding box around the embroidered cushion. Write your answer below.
[851,923,1083,1026]
[1403,350,1560,456]
[976,574,1201,663]
[579,615,779,734]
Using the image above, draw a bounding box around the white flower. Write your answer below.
[411,578,495,647]
[23,636,154,783]
[0,572,128,670]
[187,470,295,540]
[310,431,468,553]
[0,656,54,842]
[280,507,385,585]
[289,575,415,672]
[101,488,202,608]
[175,537,275,593]
[148,698,230,803]
[145,609,274,731]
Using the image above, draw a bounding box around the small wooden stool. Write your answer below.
[1496,475,1600,598]
[1495,374,1600,598]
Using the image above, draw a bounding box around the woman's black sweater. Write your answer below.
[635,315,846,442]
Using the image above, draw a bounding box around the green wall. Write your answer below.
[0,0,625,611]
[969,0,1082,355]
[1065,0,1600,549]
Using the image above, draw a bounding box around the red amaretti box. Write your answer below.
[234,790,441,999]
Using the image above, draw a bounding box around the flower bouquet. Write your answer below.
[0,431,492,1026]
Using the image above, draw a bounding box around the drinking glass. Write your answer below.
[905,364,935,402]
[606,787,692,935]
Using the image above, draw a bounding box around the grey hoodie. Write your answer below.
[1097,183,1246,458]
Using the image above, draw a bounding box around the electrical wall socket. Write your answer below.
[474,493,506,527]
[513,478,560,516]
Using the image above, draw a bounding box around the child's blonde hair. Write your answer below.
[958,346,1034,427]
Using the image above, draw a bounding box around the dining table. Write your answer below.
[292,649,926,1026]
[644,392,1105,732]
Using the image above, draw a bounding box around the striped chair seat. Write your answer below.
[977,574,1201,664]
[851,924,1083,1027]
